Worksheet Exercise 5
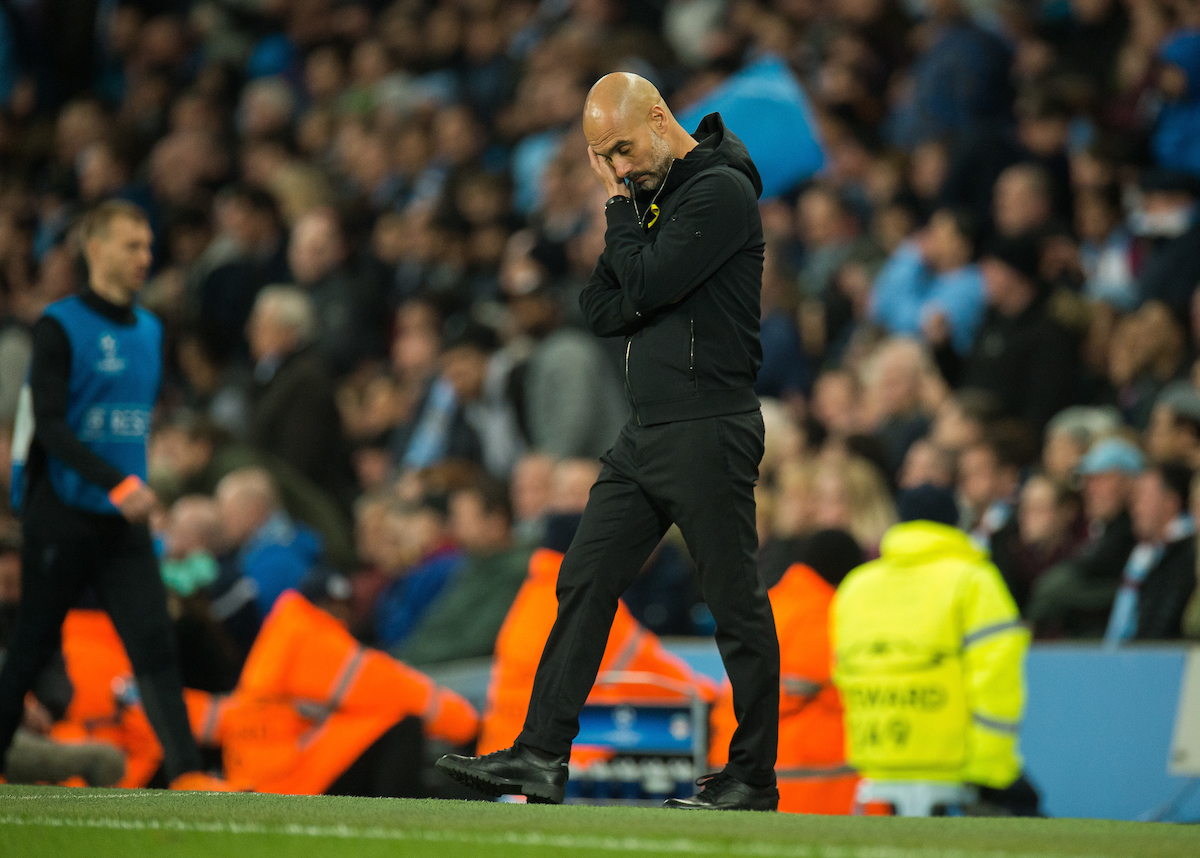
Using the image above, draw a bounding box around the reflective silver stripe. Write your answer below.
[422,679,442,723]
[326,648,366,711]
[972,712,1022,735]
[775,764,857,780]
[297,648,367,749]
[200,696,225,744]
[962,619,1025,649]
[781,675,823,698]
[607,629,646,674]
[209,578,258,622]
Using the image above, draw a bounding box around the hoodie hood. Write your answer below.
[878,520,986,567]
[1161,30,1200,105]
[650,113,763,201]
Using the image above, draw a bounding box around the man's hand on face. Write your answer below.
[588,146,629,200]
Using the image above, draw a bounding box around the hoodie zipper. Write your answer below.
[625,337,639,425]
[689,312,695,388]
[625,160,675,427]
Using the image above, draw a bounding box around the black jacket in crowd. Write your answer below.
[1135,535,1197,640]
[961,295,1078,433]
[579,113,765,426]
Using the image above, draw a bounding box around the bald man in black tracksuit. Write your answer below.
[438,73,780,811]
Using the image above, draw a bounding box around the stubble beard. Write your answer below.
[631,133,674,193]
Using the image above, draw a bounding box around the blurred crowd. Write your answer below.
[2,0,1200,732]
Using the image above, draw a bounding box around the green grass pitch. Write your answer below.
[2,785,1199,858]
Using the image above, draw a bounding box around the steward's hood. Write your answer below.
[645,112,763,202]
[878,521,986,567]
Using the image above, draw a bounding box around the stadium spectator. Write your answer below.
[859,338,935,478]
[990,473,1085,612]
[396,476,531,667]
[958,422,1033,545]
[961,234,1078,433]
[1132,170,1200,314]
[870,208,985,357]
[1145,381,1200,467]
[1103,462,1197,642]
[1027,437,1142,637]
[287,208,387,376]
[811,455,897,554]
[214,467,323,617]
[246,286,357,509]
[372,496,464,651]
[502,249,625,459]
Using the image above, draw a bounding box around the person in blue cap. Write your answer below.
[1026,437,1144,637]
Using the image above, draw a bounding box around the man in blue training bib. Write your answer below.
[0,201,227,791]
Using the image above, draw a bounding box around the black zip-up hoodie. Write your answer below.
[580,113,765,426]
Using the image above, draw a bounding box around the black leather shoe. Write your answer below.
[664,772,779,811]
[435,744,568,804]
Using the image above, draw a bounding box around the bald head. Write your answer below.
[583,72,696,192]
[584,73,665,136]
[167,495,222,559]
[215,467,281,547]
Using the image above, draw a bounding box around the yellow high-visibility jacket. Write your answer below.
[830,521,1028,787]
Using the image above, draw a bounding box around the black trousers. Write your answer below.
[517,411,780,787]
[0,510,203,780]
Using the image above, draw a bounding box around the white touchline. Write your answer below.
[0,814,1102,858]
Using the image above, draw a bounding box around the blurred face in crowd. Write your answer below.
[812,370,860,437]
[288,211,345,286]
[812,466,852,531]
[932,398,983,453]
[383,507,444,573]
[899,439,954,490]
[511,454,555,522]
[864,341,923,421]
[796,188,850,248]
[1146,405,1200,464]
[958,445,1014,512]
[449,490,509,555]
[921,210,972,273]
[548,459,601,513]
[391,302,441,381]
[86,214,153,304]
[1043,429,1088,482]
[993,166,1051,237]
[1018,475,1072,548]
[246,302,294,363]
[442,344,489,403]
[1082,470,1134,524]
[981,258,1035,317]
[214,473,275,547]
[1075,189,1119,244]
[1130,470,1182,542]
[165,496,221,560]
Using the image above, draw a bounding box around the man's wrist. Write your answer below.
[605,194,631,209]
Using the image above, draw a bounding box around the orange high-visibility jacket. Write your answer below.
[186,590,478,794]
[709,563,858,814]
[50,610,162,788]
[477,548,718,756]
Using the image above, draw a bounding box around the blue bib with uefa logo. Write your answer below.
[38,295,162,514]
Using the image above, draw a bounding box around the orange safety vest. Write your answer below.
[185,590,478,794]
[50,610,162,788]
[477,548,717,757]
[709,563,859,814]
